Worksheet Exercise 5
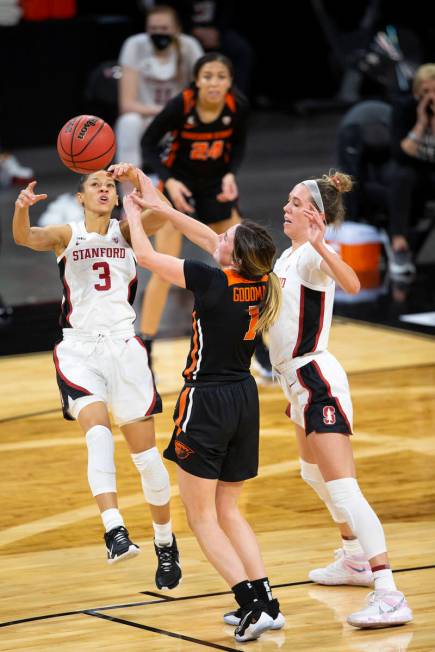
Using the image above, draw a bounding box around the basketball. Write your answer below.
[56,115,116,174]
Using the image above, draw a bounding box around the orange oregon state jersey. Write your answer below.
[142,88,249,186]
[182,259,268,383]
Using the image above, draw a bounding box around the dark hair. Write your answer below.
[193,52,234,81]
[233,220,281,332]
[77,171,119,194]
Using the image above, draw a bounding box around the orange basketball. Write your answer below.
[56,115,116,174]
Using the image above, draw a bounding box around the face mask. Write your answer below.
[150,33,173,51]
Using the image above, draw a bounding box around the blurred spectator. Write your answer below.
[115,4,203,169]
[142,1,254,97]
[0,0,21,25]
[387,63,435,275]
[0,150,33,188]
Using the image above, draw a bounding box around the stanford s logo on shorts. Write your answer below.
[323,405,336,425]
[175,440,195,460]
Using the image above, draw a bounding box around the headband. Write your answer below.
[301,180,324,214]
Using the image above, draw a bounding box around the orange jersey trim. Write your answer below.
[181,129,233,141]
[174,386,191,435]
[183,310,199,378]
[182,88,196,114]
[224,269,269,286]
[225,93,237,113]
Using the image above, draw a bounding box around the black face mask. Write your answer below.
[150,33,173,50]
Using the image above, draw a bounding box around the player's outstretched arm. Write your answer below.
[123,192,186,288]
[135,170,219,255]
[12,181,70,252]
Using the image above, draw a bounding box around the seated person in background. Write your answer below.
[115,4,203,169]
[387,63,435,275]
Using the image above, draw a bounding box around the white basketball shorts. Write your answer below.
[53,330,161,426]
[277,351,353,435]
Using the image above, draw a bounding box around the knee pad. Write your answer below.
[86,425,116,496]
[300,459,346,523]
[326,477,387,558]
[131,446,170,506]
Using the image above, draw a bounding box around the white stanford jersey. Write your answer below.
[57,220,137,333]
[269,242,336,372]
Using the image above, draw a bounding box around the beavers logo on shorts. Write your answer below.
[175,440,195,460]
[323,405,336,425]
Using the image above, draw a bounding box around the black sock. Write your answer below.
[252,577,273,603]
[232,580,259,608]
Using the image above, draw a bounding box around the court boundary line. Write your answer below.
[1,563,433,629]
[85,611,239,651]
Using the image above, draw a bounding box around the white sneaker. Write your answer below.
[347,590,413,629]
[309,548,373,586]
[224,598,285,629]
[234,607,274,642]
[0,154,33,184]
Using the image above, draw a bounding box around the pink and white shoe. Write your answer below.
[309,548,373,587]
[347,590,413,629]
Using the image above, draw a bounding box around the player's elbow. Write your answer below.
[136,253,151,268]
[13,231,28,246]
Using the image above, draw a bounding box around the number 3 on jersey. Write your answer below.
[244,305,259,340]
[93,261,111,291]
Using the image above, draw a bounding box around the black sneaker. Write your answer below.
[104,526,140,564]
[252,336,273,380]
[224,598,285,629]
[234,600,274,642]
[154,534,182,590]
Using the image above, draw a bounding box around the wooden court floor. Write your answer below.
[1,320,435,651]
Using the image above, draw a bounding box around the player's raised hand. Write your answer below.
[15,181,47,209]
[107,162,138,184]
[304,206,326,247]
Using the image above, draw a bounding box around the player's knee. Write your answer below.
[131,446,170,506]
[86,425,116,496]
[300,459,345,523]
[326,477,363,530]
[216,501,239,528]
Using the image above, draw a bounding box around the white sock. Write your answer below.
[101,508,124,533]
[373,568,397,591]
[153,520,173,546]
[342,537,365,556]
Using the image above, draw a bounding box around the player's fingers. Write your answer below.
[179,182,192,197]
[176,197,193,213]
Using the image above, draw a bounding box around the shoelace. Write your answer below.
[156,546,176,572]
[112,530,128,545]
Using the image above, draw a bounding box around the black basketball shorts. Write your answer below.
[164,375,259,482]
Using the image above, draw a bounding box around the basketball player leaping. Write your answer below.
[268,170,413,629]
[12,170,182,590]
